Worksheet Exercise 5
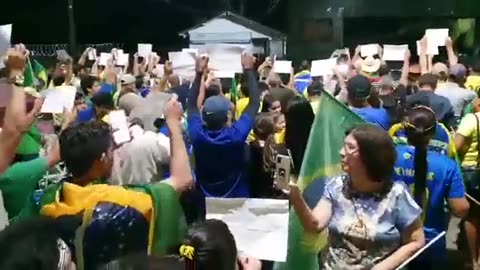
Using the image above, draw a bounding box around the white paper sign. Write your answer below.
[168,52,195,69]
[417,40,439,56]
[168,52,196,78]
[109,110,131,145]
[0,24,12,69]
[137,43,152,58]
[206,198,289,262]
[99,53,112,66]
[273,60,292,74]
[206,45,244,74]
[425,28,449,47]
[87,48,97,60]
[310,58,337,77]
[214,71,235,78]
[383,45,409,61]
[40,86,77,114]
[117,53,129,66]
[361,44,379,57]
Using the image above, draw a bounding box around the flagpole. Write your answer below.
[67,0,77,56]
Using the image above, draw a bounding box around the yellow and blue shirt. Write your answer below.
[392,145,465,262]
[389,122,457,159]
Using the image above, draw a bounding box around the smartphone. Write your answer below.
[275,154,292,191]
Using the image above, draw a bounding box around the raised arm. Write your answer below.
[446,37,458,66]
[399,50,411,87]
[0,45,43,174]
[241,53,261,118]
[187,55,208,116]
[164,97,193,194]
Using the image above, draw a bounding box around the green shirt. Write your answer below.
[0,157,48,219]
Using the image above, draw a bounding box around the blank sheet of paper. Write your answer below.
[310,58,337,77]
[383,45,409,61]
[137,43,153,58]
[361,44,379,57]
[273,60,292,74]
[425,28,449,47]
[40,86,77,114]
[206,198,289,262]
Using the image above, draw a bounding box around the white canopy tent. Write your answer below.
[179,11,287,57]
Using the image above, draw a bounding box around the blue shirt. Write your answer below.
[390,122,455,158]
[392,145,465,260]
[351,107,391,130]
[188,113,254,198]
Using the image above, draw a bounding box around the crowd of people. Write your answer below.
[0,32,479,270]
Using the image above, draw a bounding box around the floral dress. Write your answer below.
[322,175,422,270]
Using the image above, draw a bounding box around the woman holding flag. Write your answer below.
[392,106,469,269]
[289,124,425,270]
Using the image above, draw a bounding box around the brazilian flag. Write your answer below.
[274,91,364,270]
[23,58,35,88]
[32,59,48,89]
[14,181,187,269]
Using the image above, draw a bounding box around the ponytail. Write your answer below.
[412,141,428,203]
[405,124,431,205]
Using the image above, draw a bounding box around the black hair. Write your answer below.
[80,75,99,96]
[220,78,232,94]
[174,219,237,270]
[52,74,66,87]
[307,80,323,97]
[404,107,437,204]
[91,92,115,110]
[262,94,280,113]
[285,96,315,174]
[349,125,396,182]
[0,217,62,270]
[205,84,221,100]
[60,121,112,179]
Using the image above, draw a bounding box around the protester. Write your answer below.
[187,53,259,216]
[346,74,391,130]
[290,125,424,269]
[406,73,456,128]
[455,98,480,269]
[393,106,469,269]
[435,64,477,119]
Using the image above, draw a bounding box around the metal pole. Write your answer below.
[67,0,77,56]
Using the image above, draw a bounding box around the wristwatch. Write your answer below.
[8,74,25,87]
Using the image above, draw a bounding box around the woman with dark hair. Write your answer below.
[165,219,261,270]
[284,96,315,172]
[289,125,425,269]
[393,106,469,269]
[261,94,282,113]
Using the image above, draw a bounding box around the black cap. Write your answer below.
[347,75,371,99]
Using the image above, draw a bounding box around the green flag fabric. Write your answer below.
[274,91,365,270]
[23,58,35,88]
[32,59,48,88]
